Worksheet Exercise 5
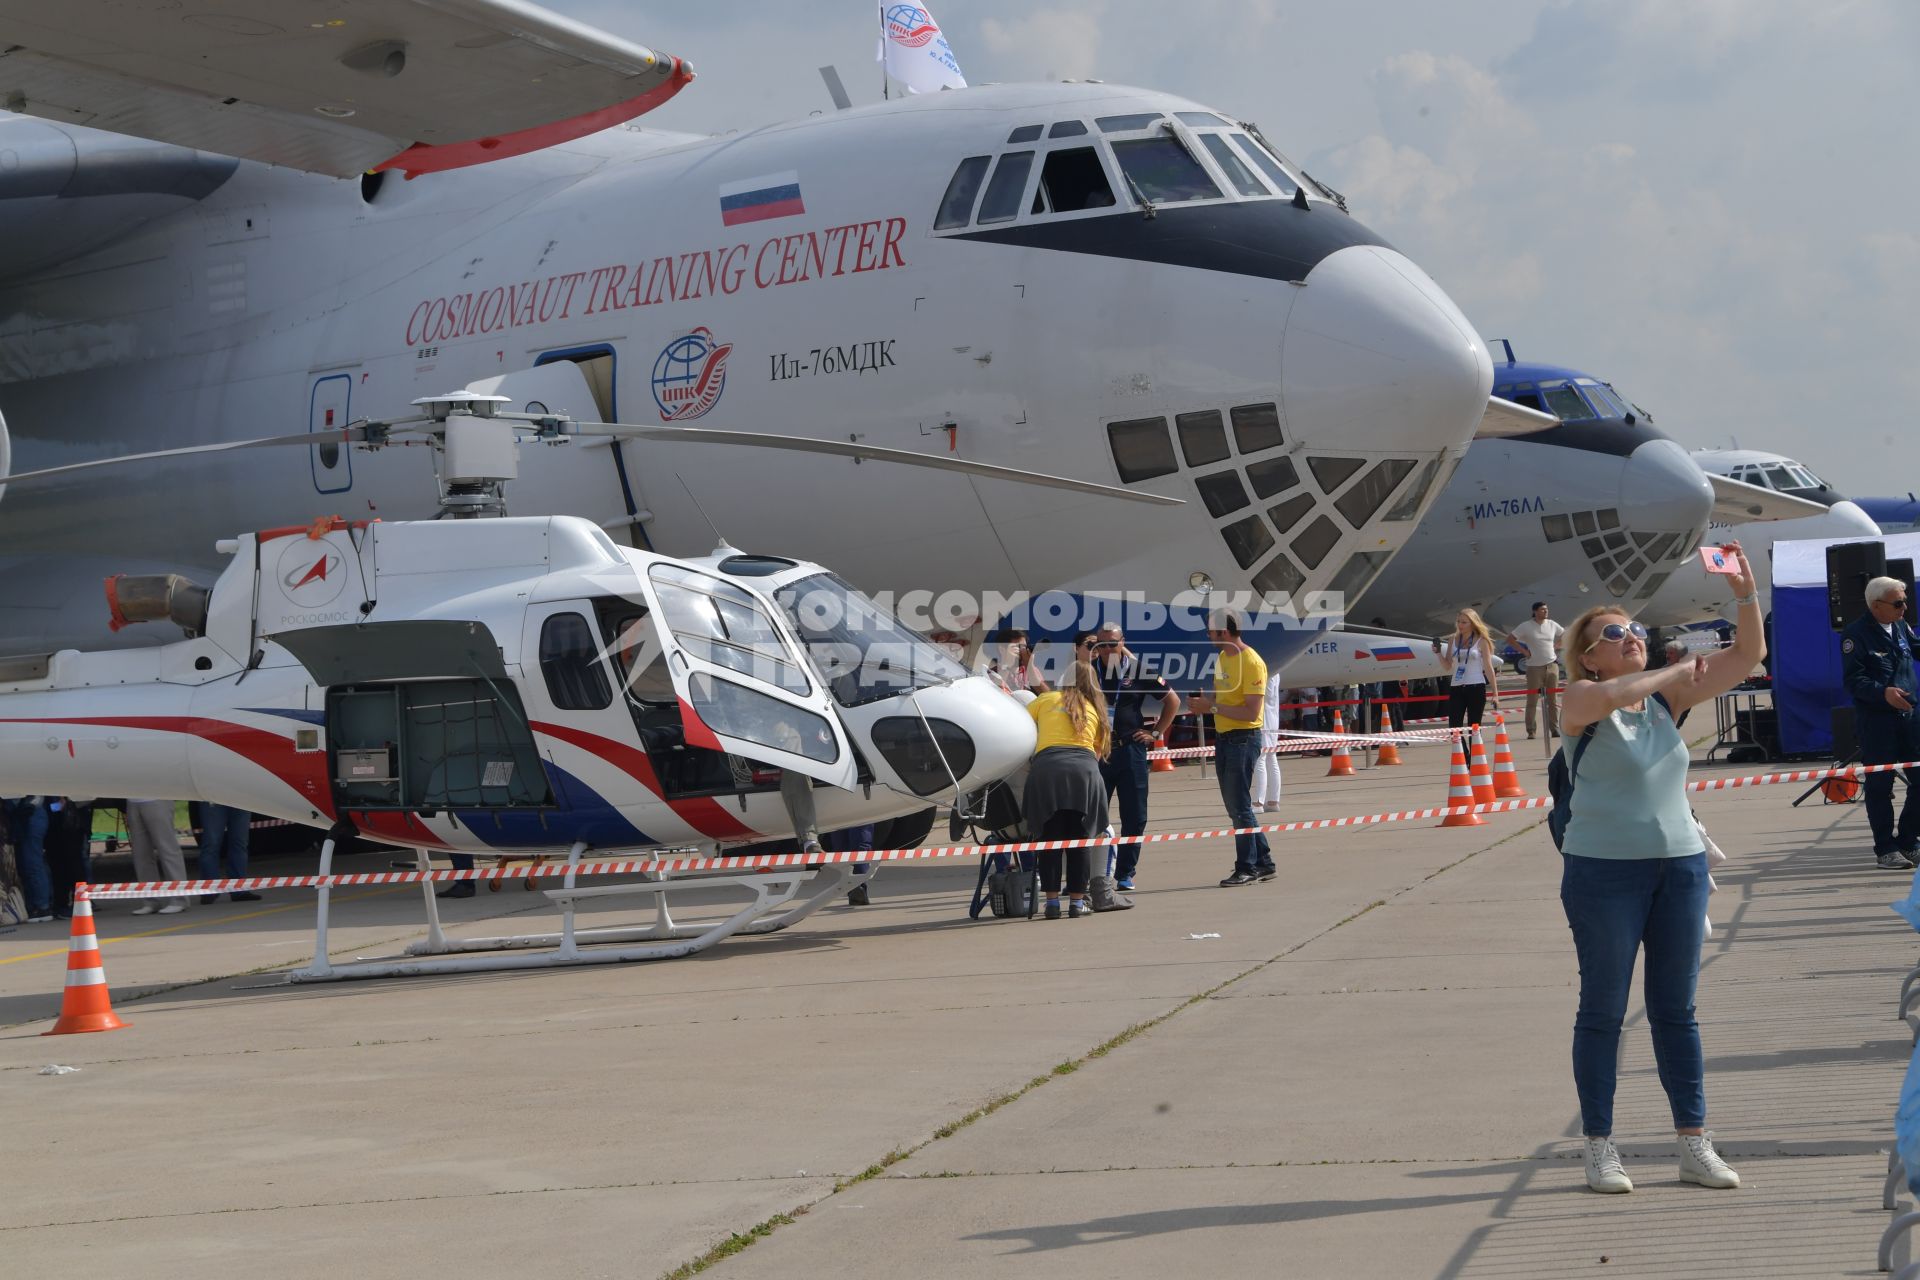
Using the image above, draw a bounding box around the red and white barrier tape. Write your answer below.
[1148,725,1464,760]
[73,757,1911,899]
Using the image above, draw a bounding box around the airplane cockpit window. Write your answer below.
[1177,111,1232,127]
[1539,381,1595,420]
[1582,382,1629,417]
[649,564,812,695]
[935,155,991,230]
[1112,137,1223,204]
[773,572,969,708]
[1200,133,1267,197]
[1228,133,1300,196]
[1048,119,1089,138]
[1097,113,1163,132]
[1006,124,1042,143]
[1034,147,1116,214]
[1787,465,1821,488]
[1764,465,1796,490]
[976,151,1035,224]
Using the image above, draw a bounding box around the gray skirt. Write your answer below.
[1022,746,1106,839]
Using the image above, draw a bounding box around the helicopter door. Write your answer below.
[638,563,858,790]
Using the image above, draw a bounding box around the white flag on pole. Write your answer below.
[877,3,968,95]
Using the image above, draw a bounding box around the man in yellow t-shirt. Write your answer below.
[1188,609,1274,886]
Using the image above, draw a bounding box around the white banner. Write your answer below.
[877,3,967,95]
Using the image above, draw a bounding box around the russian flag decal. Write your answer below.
[1372,645,1416,661]
[719,171,806,227]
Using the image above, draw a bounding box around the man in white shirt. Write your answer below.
[1505,602,1566,740]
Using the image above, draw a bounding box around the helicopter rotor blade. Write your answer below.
[0,420,432,491]
[559,420,1184,507]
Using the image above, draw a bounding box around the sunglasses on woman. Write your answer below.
[1582,621,1649,653]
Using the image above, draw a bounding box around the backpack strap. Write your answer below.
[1567,721,1596,784]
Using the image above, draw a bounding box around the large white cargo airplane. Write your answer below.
[0,0,1502,668]
[1639,446,1883,624]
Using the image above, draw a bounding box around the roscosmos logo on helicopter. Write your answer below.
[651,326,732,422]
[276,538,347,608]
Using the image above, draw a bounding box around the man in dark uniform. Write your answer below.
[1842,575,1920,870]
[1094,624,1180,892]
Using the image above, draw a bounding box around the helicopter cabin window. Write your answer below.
[1033,147,1116,215]
[1048,119,1089,138]
[1111,137,1223,204]
[1006,124,1042,144]
[1200,133,1267,197]
[649,564,812,695]
[538,612,613,711]
[935,155,992,230]
[683,671,839,763]
[975,151,1034,225]
[1539,381,1594,420]
[774,572,968,708]
[1228,133,1299,196]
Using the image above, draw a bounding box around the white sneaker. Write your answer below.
[156,903,186,915]
[1583,1136,1633,1193]
[1260,802,1281,812]
[1678,1131,1740,1188]
[130,903,158,916]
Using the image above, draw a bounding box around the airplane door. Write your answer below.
[309,373,353,494]
[637,563,858,790]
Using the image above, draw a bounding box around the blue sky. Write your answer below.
[550,1,1919,498]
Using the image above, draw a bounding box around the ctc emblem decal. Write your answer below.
[883,4,940,47]
[650,326,733,422]
[276,537,347,608]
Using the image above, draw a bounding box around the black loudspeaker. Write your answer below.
[1889,557,1919,627]
[1827,540,1886,632]
[1830,705,1858,761]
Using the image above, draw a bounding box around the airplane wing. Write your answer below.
[0,0,692,178]
[1475,395,1559,438]
[1707,473,1831,522]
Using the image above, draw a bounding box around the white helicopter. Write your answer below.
[0,393,1043,977]
[0,0,1504,675]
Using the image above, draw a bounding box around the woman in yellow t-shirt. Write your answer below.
[1022,658,1111,919]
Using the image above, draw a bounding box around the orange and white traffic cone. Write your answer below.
[1375,738,1404,766]
[1325,709,1356,777]
[44,889,127,1036]
[1150,735,1176,773]
[1468,726,1498,807]
[1439,742,1483,827]
[1490,712,1528,798]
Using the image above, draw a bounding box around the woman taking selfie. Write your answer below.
[1439,607,1502,730]
[1557,541,1763,1195]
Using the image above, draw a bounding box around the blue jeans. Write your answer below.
[1560,852,1710,1136]
[1101,740,1151,881]
[1214,730,1273,874]
[7,800,52,916]
[197,805,252,878]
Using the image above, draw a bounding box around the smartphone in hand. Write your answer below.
[1699,546,1740,575]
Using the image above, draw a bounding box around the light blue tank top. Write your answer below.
[1560,698,1702,860]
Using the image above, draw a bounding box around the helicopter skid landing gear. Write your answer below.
[285,840,824,982]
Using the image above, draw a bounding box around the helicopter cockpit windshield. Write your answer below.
[772,572,969,708]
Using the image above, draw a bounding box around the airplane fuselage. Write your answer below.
[0,83,1492,657]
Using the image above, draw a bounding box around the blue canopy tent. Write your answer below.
[1771,532,1920,756]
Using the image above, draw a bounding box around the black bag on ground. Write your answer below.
[988,865,1040,918]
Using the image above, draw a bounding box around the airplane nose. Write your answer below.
[1279,245,1493,455]
[1622,439,1714,532]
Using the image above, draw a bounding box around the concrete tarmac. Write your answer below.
[1,734,1912,1278]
